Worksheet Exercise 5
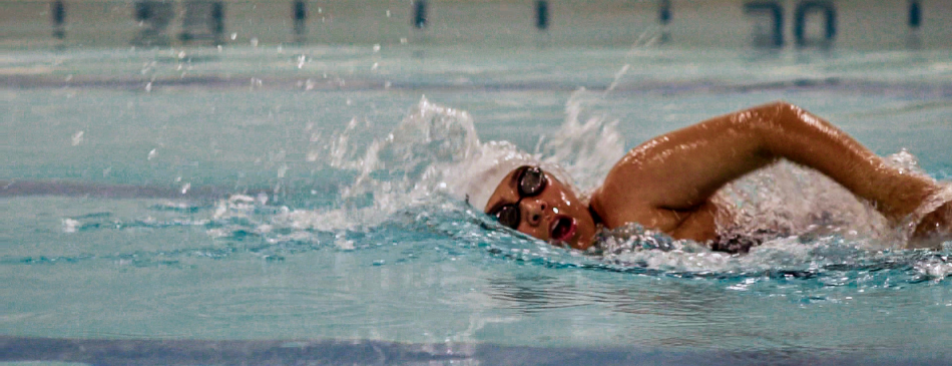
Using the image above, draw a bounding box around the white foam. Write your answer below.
[714,160,892,250]
[537,88,626,195]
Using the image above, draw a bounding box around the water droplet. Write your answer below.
[62,218,81,233]
[71,131,84,146]
[371,62,379,71]
[373,44,380,52]
[306,151,319,162]
[147,148,157,160]
[297,55,306,69]
[230,32,237,40]
[144,82,152,92]
[335,239,354,250]
[256,192,269,205]
[386,10,391,17]
[181,183,191,195]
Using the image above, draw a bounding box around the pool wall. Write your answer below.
[2,0,952,49]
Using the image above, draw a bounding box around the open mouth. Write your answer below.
[549,215,577,243]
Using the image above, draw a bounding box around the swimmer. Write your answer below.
[465,101,952,252]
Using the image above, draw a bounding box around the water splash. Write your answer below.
[536,88,626,194]
[296,97,481,230]
[714,160,892,251]
[293,95,624,230]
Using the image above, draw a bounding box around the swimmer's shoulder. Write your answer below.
[589,187,688,234]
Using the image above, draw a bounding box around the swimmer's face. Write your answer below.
[484,166,597,250]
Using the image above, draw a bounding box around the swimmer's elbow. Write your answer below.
[743,101,806,158]
[768,100,796,108]
[759,100,802,118]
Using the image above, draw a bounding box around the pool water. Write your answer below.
[3,45,952,364]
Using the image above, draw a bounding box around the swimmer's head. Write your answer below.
[482,165,598,250]
[445,141,597,250]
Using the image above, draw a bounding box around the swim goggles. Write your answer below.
[487,165,547,230]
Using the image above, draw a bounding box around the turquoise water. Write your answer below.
[3,45,952,363]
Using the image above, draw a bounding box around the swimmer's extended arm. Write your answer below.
[590,101,941,240]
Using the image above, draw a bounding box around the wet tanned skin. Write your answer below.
[486,101,951,249]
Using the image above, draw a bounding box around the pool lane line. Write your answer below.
[0,180,333,200]
[2,335,951,366]
[4,74,952,98]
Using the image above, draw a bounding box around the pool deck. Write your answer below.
[2,0,951,49]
